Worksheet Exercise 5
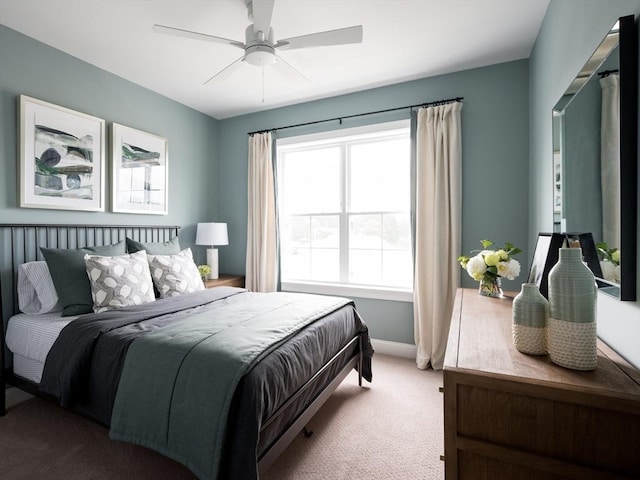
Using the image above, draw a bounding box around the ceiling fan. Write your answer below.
[153,0,363,85]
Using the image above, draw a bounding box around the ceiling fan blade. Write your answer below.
[204,56,245,84]
[250,0,275,37]
[153,24,244,49]
[276,25,363,50]
[272,55,310,84]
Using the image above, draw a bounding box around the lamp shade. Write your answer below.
[196,222,229,247]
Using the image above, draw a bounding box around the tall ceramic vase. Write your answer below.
[548,248,598,371]
[512,283,548,355]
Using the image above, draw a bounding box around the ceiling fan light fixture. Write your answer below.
[154,0,363,84]
[245,44,276,66]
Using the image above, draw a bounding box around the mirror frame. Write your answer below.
[553,15,637,301]
[618,15,638,300]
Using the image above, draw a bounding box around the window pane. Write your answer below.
[311,249,339,282]
[349,249,381,285]
[280,147,341,214]
[349,214,381,249]
[383,250,413,288]
[349,138,409,213]
[382,213,411,249]
[311,215,339,248]
[282,247,310,280]
[282,216,310,248]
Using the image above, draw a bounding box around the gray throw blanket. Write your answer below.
[109,291,357,480]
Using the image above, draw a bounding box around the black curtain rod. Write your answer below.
[598,69,619,77]
[248,96,463,136]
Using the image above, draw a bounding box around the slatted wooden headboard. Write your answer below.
[0,224,180,380]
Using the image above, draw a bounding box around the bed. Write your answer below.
[0,224,373,479]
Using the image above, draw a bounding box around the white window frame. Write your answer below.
[277,120,413,302]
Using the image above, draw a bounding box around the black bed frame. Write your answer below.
[0,223,364,475]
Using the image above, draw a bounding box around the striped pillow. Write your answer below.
[18,261,61,314]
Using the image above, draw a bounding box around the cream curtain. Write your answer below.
[245,132,278,292]
[413,102,462,370]
[600,74,620,247]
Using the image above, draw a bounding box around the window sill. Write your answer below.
[281,281,413,302]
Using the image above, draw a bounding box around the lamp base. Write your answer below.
[206,248,219,279]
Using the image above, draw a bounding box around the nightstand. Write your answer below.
[204,274,245,289]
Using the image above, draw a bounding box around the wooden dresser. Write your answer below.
[443,288,640,479]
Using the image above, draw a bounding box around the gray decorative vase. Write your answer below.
[547,248,598,371]
[512,283,548,355]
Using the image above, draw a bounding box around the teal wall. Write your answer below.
[529,0,640,367]
[0,26,219,258]
[218,60,530,344]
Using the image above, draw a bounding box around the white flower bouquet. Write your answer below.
[458,240,522,296]
[596,242,620,283]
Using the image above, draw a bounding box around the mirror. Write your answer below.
[552,15,637,301]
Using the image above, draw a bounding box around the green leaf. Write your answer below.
[480,239,494,249]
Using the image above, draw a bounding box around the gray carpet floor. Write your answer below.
[1,354,444,479]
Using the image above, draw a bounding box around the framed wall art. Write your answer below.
[111,123,168,215]
[19,95,106,211]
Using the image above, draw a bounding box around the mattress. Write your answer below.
[5,312,75,382]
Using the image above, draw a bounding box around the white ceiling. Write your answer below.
[0,0,549,119]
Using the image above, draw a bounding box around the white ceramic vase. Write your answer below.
[547,248,597,371]
[512,283,548,355]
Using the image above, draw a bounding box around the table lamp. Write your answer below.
[195,222,229,280]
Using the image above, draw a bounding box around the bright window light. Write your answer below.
[277,120,413,301]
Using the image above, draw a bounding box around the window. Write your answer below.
[277,120,412,301]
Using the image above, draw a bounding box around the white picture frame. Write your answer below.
[111,123,168,215]
[19,95,106,211]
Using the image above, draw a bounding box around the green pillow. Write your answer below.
[126,236,180,255]
[41,241,126,316]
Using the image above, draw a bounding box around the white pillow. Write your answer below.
[84,250,156,313]
[147,248,205,298]
[18,261,62,314]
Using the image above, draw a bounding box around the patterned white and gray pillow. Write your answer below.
[147,248,205,298]
[17,261,61,314]
[84,250,156,313]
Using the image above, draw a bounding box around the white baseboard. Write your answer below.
[371,339,416,359]
[5,387,33,409]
